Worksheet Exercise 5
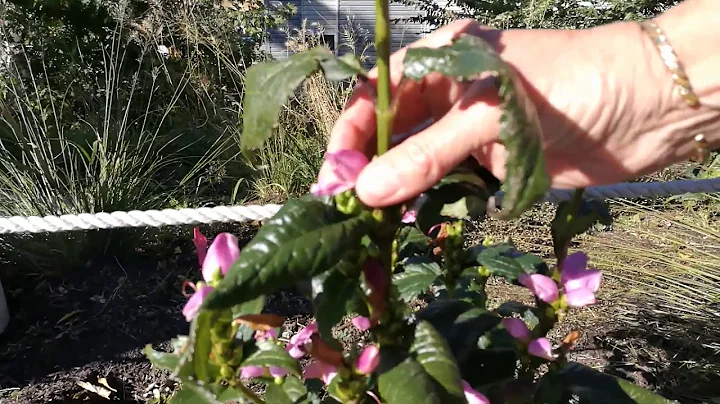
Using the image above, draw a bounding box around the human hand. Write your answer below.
[326,6,720,208]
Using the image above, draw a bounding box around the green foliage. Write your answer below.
[404,36,550,219]
[393,0,681,31]
[203,197,375,309]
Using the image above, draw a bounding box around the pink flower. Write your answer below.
[193,227,208,266]
[355,345,380,374]
[303,361,337,385]
[401,209,418,224]
[561,252,602,307]
[181,283,214,322]
[462,381,490,404]
[287,322,319,359]
[518,274,559,303]
[240,365,288,379]
[502,318,531,341]
[351,316,372,331]
[310,150,369,196]
[528,338,556,361]
[201,233,240,281]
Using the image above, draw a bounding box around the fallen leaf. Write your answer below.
[76,380,113,399]
[233,313,285,331]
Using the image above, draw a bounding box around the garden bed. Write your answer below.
[1,207,718,403]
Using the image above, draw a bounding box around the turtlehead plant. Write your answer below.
[144,4,676,403]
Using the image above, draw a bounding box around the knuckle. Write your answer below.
[401,139,438,179]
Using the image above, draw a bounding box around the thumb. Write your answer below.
[354,79,504,207]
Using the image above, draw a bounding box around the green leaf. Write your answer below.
[170,380,224,404]
[319,53,368,81]
[377,349,442,404]
[416,300,501,361]
[242,339,301,376]
[144,345,179,372]
[392,258,441,302]
[396,226,430,260]
[469,243,547,282]
[314,268,360,345]
[411,321,465,403]
[416,183,492,234]
[404,34,550,219]
[233,295,266,341]
[187,310,213,382]
[241,47,332,161]
[204,198,374,310]
[265,376,314,404]
[553,362,675,404]
[551,198,612,248]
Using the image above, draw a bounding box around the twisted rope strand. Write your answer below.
[1,179,718,234]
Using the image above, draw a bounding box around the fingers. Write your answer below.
[327,19,486,155]
[354,78,506,207]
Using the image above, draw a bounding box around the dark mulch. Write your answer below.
[0,224,267,403]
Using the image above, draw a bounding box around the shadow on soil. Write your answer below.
[597,307,720,403]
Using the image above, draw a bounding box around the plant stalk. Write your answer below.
[374,0,393,156]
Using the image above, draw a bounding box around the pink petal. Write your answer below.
[355,345,380,374]
[310,150,369,197]
[269,366,289,378]
[182,285,214,322]
[287,322,318,359]
[254,328,278,342]
[560,252,588,281]
[518,274,559,303]
[502,318,530,341]
[303,361,337,385]
[193,227,208,267]
[528,338,556,361]
[401,209,418,224]
[240,366,267,378]
[564,288,597,307]
[462,380,490,404]
[201,233,240,281]
[352,316,371,331]
[564,269,602,294]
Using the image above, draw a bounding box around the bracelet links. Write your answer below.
[639,20,710,163]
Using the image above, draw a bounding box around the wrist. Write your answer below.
[650,0,720,161]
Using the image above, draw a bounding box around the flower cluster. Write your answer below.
[518,252,601,308]
[182,229,240,321]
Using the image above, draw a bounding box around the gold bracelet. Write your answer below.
[639,20,710,163]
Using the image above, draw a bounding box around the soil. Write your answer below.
[0,200,718,403]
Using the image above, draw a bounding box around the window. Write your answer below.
[322,34,336,53]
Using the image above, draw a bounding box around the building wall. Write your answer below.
[265,0,433,68]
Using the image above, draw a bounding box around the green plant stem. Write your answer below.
[556,188,586,267]
[374,0,393,156]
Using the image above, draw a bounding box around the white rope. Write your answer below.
[0,178,718,235]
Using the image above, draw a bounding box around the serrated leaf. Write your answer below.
[265,384,294,404]
[554,362,675,404]
[241,47,332,161]
[404,34,550,219]
[397,226,430,260]
[392,259,440,302]
[314,268,360,345]
[411,321,465,403]
[242,339,301,375]
[204,198,373,310]
[319,53,367,81]
[377,349,442,404]
[417,183,492,234]
[471,244,547,282]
